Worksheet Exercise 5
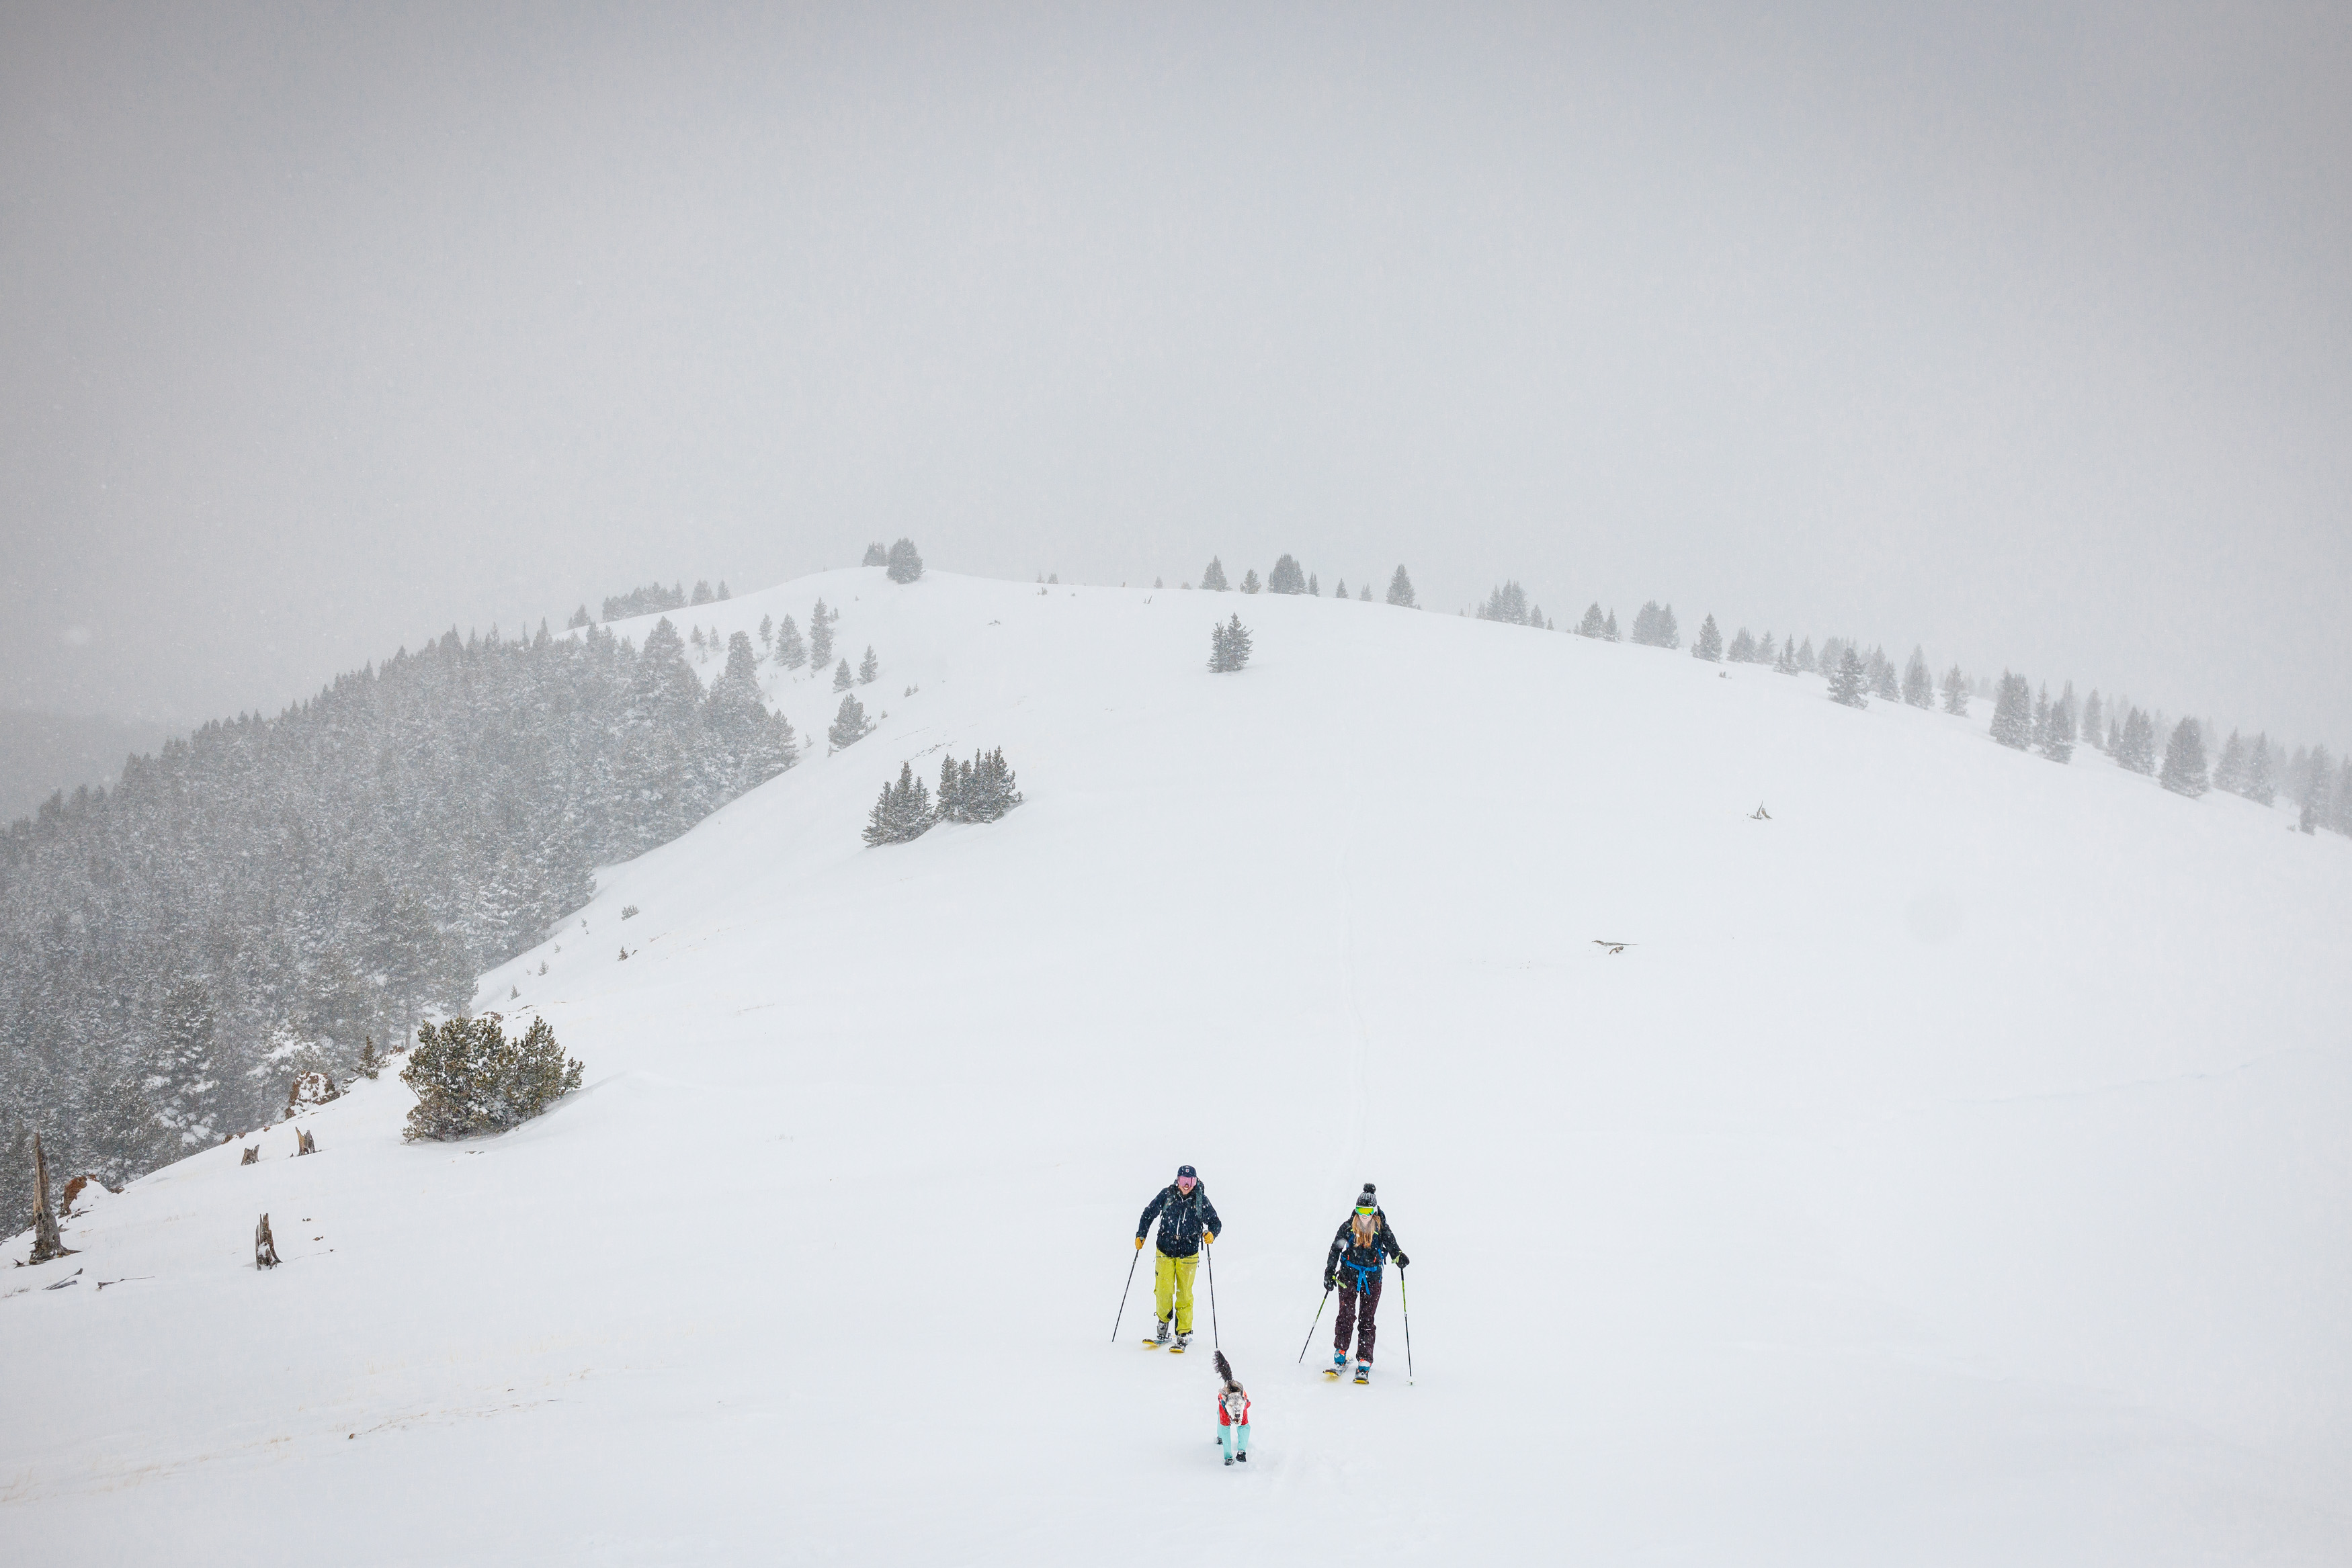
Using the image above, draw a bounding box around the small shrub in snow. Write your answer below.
[886,538,923,582]
[621,904,639,920]
[1209,615,1253,673]
[401,1012,583,1142]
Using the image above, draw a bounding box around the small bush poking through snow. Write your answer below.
[401,1012,583,1142]
[621,904,639,920]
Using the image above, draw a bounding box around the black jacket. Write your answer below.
[1136,1182,1221,1258]
[1325,1209,1405,1285]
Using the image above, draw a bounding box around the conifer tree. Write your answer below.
[1307,573,1319,596]
[691,580,714,605]
[858,646,878,685]
[1577,603,1606,638]
[1479,582,1533,624]
[1902,647,1932,707]
[1938,665,1967,715]
[1775,638,1798,674]
[1873,656,1900,702]
[1268,555,1306,595]
[833,659,853,692]
[1828,647,1870,708]
[2158,719,2210,796]
[2246,735,2276,804]
[2081,691,2104,747]
[886,538,923,582]
[862,763,935,844]
[568,605,591,629]
[1240,568,1261,593]
[1335,578,1347,600]
[2115,709,2156,775]
[1201,557,1230,592]
[775,615,807,670]
[862,542,888,566]
[1603,609,1619,641]
[1989,672,2035,749]
[1796,636,1816,672]
[2213,730,2248,795]
[809,599,835,669]
[2294,744,2331,828]
[717,582,730,599]
[1756,631,1777,665]
[2036,685,2074,763]
[1386,566,1416,607]
[827,693,871,750]
[1693,614,1724,662]
[1726,627,1756,662]
[1208,614,1253,672]
[1359,583,1372,602]
[758,613,774,649]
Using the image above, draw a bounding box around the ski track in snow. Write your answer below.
[3,569,2348,1566]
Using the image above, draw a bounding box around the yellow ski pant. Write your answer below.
[1153,1250,1200,1334]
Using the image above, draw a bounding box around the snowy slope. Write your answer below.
[7,570,2349,1566]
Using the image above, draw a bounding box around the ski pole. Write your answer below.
[1111,1242,1142,1343]
[1205,1240,1222,1350]
[1399,1267,1414,1383]
[1295,1290,1329,1363]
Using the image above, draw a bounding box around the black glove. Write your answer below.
[1394,1251,1410,1268]
[1323,1274,1336,1293]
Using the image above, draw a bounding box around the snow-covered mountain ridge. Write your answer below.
[7,568,2347,1565]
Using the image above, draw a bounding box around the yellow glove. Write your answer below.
[1134,1237,1144,1250]
[1202,1232,1216,1245]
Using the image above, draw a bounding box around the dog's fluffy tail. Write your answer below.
[1214,1350,1235,1383]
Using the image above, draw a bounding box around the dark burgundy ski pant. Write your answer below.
[1334,1270,1382,1362]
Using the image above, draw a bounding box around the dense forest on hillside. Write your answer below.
[0,618,796,1219]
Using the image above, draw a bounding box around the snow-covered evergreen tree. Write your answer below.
[1359,582,1372,601]
[833,659,853,692]
[1796,637,1816,672]
[1208,615,1253,672]
[828,693,872,750]
[2213,730,2248,795]
[1577,603,1606,638]
[1775,638,1799,674]
[568,605,591,629]
[2245,734,2276,804]
[858,646,878,685]
[1828,647,1870,709]
[1872,656,1900,703]
[691,580,714,605]
[758,613,774,649]
[1902,647,1932,708]
[862,542,888,566]
[1240,568,1262,593]
[1692,614,1724,662]
[1989,672,2034,749]
[1307,573,1320,596]
[809,599,835,669]
[2081,691,2104,749]
[863,763,935,845]
[2115,709,2156,775]
[1267,555,1306,595]
[2036,685,2074,763]
[2160,720,2210,796]
[1201,558,1230,592]
[1334,578,1347,600]
[1386,566,1416,607]
[775,615,807,670]
[1726,627,1756,662]
[886,538,923,583]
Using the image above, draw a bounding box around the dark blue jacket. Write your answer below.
[1137,1182,1221,1258]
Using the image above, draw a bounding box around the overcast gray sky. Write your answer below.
[4,1,2348,747]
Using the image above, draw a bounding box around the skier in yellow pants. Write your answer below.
[1135,1164,1220,1351]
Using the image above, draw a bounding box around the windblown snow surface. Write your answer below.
[7,570,2349,1565]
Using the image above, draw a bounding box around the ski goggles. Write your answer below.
[1353,1205,1376,1215]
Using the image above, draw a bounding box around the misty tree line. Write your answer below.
[0,615,798,1224]
[1171,548,2348,830]
[571,578,734,626]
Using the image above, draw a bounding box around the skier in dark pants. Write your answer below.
[1136,1164,1220,1351]
[1323,1183,1407,1383]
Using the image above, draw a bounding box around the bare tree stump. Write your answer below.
[28,1131,75,1264]
[255,1213,280,1269]
[241,1145,259,1166]
[296,1129,316,1157]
